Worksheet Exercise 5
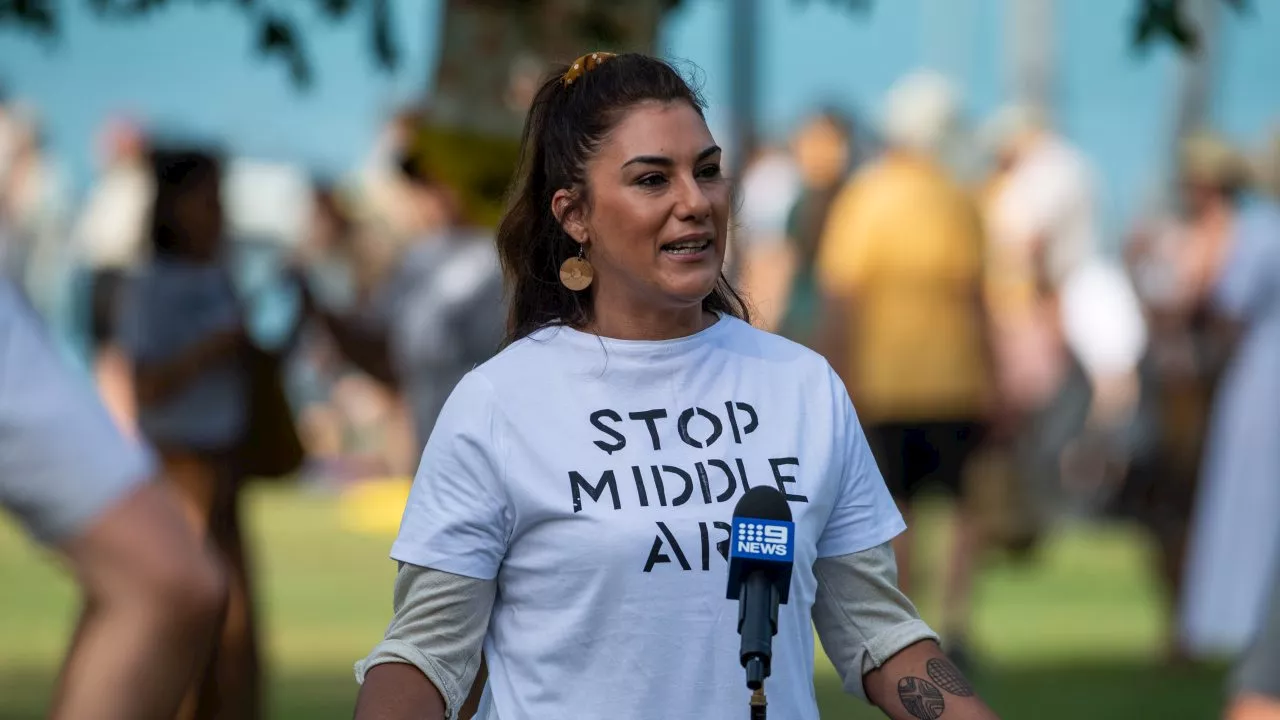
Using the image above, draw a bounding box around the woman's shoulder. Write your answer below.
[454,330,563,391]
[715,316,838,376]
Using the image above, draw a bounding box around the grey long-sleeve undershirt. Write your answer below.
[355,541,936,719]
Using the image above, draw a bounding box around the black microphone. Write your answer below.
[726,486,796,691]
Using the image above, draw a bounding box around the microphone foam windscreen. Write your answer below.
[732,485,793,522]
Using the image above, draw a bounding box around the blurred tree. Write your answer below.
[0,0,1249,223]
[0,0,1238,95]
[0,0,400,90]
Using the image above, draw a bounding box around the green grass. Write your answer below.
[0,486,1226,719]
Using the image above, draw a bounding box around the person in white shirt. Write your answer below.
[74,116,156,435]
[982,105,1146,518]
[0,276,225,719]
[353,52,1000,720]
[731,144,801,330]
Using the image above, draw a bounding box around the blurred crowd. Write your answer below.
[3,66,1280,717]
[0,95,505,717]
[733,71,1280,712]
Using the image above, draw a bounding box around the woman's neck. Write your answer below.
[585,297,715,341]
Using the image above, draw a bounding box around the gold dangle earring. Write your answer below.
[559,242,594,291]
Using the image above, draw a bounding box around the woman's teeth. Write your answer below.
[663,239,710,255]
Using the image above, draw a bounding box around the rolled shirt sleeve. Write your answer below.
[812,541,939,702]
[355,562,496,720]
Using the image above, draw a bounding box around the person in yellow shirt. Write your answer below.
[817,72,995,666]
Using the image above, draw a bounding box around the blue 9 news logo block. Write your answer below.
[729,517,795,562]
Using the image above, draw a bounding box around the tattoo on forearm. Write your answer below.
[926,657,975,697]
[898,677,945,720]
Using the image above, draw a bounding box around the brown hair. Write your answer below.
[148,147,222,258]
[495,53,749,345]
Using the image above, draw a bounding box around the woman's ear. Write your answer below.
[552,188,588,245]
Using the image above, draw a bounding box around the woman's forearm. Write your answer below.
[134,329,242,405]
[354,663,446,720]
[864,640,1000,720]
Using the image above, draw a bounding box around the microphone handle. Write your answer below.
[739,570,780,690]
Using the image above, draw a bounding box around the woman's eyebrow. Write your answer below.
[622,145,721,169]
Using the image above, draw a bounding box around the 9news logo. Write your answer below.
[734,521,791,558]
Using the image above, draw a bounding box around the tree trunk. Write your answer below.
[417,0,668,225]
[1006,0,1055,112]
[429,0,669,138]
[1170,0,1220,151]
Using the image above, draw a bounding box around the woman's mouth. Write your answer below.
[661,236,713,257]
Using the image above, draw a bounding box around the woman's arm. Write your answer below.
[133,327,244,406]
[864,640,1000,720]
[356,664,446,720]
[353,563,495,720]
[813,543,1001,719]
[296,276,398,387]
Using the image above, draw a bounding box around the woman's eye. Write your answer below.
[636,173,667,188]
[698,164,722,179]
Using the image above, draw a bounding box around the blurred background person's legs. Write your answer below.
[1225,553,1280,720]
[0,277,225,720]
[159,448,260,720]
[51,483,226,720]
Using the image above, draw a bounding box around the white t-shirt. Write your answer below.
[736,151,802,249]
[391,315,904,720]
[990,136,1098,285]
[75,162,154,270]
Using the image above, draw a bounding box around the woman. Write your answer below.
[354,53,999,720]
[116,149,262,719]
[1177,133,1280,659]
[776,108,856,347]
[1123,133,1239,663]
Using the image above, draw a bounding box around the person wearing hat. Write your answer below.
[816,71,996,667]
[1175,131,1280,660]
[1219,124,1280,720]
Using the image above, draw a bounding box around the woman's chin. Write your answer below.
[656,271,722,307]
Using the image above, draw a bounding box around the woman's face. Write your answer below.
[562,100,729,316]
[793,117,849,188]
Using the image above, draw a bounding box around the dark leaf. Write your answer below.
[317,0,355,19]
[1132,0,1199,53]
[1168,12,1199,51]
[370,0,398,71]
[117,0,167,16]
[0,0,58,36]
[256,14,313,88]
[790,0,871,12]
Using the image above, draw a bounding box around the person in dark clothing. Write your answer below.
[302,157,506,450]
